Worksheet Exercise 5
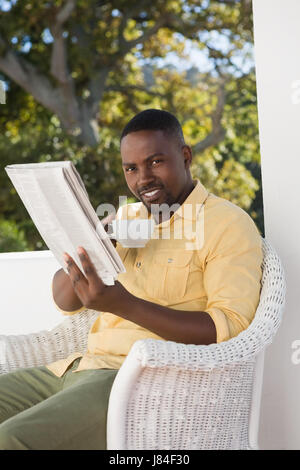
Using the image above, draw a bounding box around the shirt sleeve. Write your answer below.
[51,281,85,316]
[203,209,263,343]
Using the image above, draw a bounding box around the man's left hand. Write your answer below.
[63,246,131,314]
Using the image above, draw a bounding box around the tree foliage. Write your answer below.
[0,0,264,251]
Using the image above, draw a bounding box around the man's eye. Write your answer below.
[152,159,161,165]
[125,167,136,172]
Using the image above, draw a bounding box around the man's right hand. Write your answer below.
[53,212,118,312]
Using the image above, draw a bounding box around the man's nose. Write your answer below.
[137,166,155,187]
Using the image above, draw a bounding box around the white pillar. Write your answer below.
[253,0,300,449]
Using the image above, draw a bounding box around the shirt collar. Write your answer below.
[174,179,209,222]
[136,179,209,225]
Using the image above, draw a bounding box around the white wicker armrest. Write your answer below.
[107,238,286,450]
[0,309,99,374]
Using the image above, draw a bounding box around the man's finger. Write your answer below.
[63,252,88,294]
[77,247,102,287]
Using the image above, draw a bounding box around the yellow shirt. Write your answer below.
[46,179,263,377]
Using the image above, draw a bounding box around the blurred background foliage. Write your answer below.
[0,0,264,251]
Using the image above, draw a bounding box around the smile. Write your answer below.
[141,188,162,201]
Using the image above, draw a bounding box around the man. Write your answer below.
[0,109,263,449]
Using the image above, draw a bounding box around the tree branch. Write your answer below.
[193,80,227,154]
[48,0,81,133]
[83,11,168,139]
[56,0,77,24]
[50,0,76,84]
[0,35,61,113]
[117,10,130,52]
[85,67,110,121]
[0,32,81,139]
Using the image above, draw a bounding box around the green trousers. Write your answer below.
[0,358,118,450]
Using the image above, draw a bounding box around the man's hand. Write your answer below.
[63,246,131,313]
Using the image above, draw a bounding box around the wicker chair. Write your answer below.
[0,238,286,450]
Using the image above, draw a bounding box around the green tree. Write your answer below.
[0,0,264,251]
[0,0,254,147]
[0,218,29,251]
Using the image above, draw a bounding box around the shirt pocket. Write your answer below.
[145,250,193,304]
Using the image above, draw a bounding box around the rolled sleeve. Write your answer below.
[203,210,263,343]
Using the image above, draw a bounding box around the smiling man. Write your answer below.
[120,117,195,223]
[0,109,263,450]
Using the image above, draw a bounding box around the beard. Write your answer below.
[141,189,180,223]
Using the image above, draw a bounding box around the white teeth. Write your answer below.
[144,189,160,197]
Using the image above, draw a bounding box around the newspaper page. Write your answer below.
[5,161,125,285]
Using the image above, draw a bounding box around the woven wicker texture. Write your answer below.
[107,238,286,449]
[0,238,286,449]
[0,310,99,374]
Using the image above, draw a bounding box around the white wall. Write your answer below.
[0,251,62,335]
[253,0,300,450]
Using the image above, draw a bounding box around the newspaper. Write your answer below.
[5,161,125,286]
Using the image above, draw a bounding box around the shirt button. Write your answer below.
[136,262,141,268]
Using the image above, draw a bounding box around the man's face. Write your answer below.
[120,130,193,213]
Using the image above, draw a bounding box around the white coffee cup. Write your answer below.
[109,219,155,247]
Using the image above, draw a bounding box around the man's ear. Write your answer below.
[182,145,193,168]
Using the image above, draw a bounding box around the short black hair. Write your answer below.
[120,109,185,146]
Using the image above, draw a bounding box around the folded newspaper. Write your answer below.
[5,161,125,286]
